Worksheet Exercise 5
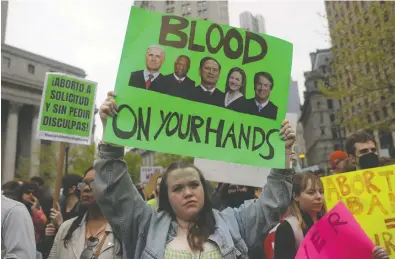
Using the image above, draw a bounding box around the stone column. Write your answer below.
[30,106,41,177]
[3,101,22,183]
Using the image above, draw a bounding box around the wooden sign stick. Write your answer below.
[52,142,66,208]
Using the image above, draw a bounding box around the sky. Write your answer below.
[5,0,330,139]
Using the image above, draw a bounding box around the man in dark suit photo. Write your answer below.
[246,72,278,120]
[128,45,165,90]
[191,57,225,107]
[150,55,195,99]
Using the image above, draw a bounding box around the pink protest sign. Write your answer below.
[295,201,374,259]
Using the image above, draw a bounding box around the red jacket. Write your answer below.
[263,216,286,259]
[31,208,47,243]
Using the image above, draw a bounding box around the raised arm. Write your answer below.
[94,91,155,249]
[220,120,295,248]
[222,167,293,248]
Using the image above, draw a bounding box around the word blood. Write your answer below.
[159,15,268,65]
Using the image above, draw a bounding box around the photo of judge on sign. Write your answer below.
[128,45,165,89]
[224,67,248,113]
[191,57,225,108]
[150,55,195,99]
[246,71,278,120]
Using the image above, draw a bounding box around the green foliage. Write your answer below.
[321,1,395,132]
[38,144,59,184]
[124,152,143,183]
[67,143,97,175]
[154,153,194,169]
[15,143,97,185]
[15,156,31,181]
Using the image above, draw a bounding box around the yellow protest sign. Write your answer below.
[322,165,395,257]
[143,171,162,198]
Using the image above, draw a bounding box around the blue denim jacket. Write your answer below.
[93,144,293,259]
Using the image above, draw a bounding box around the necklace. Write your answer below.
[87,221,108,238]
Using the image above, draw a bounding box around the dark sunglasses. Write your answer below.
[80,236,99,259]
[77,181,93,190]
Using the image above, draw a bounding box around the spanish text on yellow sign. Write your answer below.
[322,165,395,257]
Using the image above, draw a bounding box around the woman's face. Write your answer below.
[78,169,96,206]
[228,71,243,92]
[167,167,204,221]
[295,179,324,213]
[22,192,34,203]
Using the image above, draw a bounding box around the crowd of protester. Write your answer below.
[1,91,393,259]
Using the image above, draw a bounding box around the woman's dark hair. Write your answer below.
[63,167,93,247]
[19,182,40,215]
[30,176,45,187]
[61,174,83,196]
[225,67,247,95]
[158,161,215,251]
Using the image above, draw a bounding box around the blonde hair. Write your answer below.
[287,172,327,231]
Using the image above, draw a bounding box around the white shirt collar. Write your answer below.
[200,84,216,93]
[173,73,186,82]
[255,99,269,109]
[225,92,243,107]
[143,69,160,82]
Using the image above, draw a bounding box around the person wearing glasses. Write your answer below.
[345,131,380,170]
[47,167,122,259]
[246,72,278,120]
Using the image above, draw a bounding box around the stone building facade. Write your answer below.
[1,2,86,183]
[299,49,346,171]
[134,0,229,25]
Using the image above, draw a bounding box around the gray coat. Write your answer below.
[1,195,36,259]
[94,144,293,259]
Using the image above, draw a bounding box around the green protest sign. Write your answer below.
[104,7,293,168]
[37,73,97,145]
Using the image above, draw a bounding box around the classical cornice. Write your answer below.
[1,71,43,90]
[1,43,86,77]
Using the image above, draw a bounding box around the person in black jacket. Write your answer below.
[128,45,165,90]
[246,71,278,120]
[224,67,248,113]
[191,57,225,107]
[150,55,195,99]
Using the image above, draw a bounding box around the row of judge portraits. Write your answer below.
[129,45,279,121]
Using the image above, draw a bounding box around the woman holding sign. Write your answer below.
[224,67,248,113]
[272,173,389,259]
[94,91,295,258]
